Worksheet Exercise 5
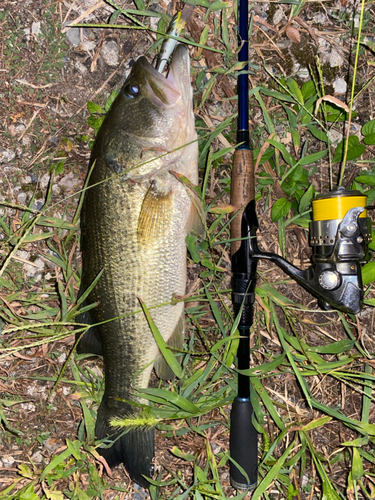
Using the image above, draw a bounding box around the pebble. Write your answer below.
[62,386,70,396]
[59,173,80,190]
[23,258,45,280]
[328,129,343,146]
[27,385,36,396]
[40,173,50,190]
[81,40,96,52]
[0,148,16,164]
[43,438,61,453]
[211,441,221,453]
[31,451,44,464]
[273,8,285,25]
[22,175,32,185]
[328,50,344,68]
[58,352,67,364]
[149,17,159,31]
[52,184,61,195]
[2,456,15,468]
[65,26,89,46]
[16,250,29,261]
[296,67,310,79]
[312,13,326,24]
[75,60,88,74]
[22,135,31,147]
[33,200,44,210]
[32,21,42,38]
[333,77,347,94]
[133,484,148,500]
[101,40,120,67]
[17,192,27,205]
[8,123,25,137]
[20,402,36,412]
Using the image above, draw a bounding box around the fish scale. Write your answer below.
[76,45,203,487]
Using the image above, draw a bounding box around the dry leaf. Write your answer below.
[286,25,301,43]
[315,95,350,115]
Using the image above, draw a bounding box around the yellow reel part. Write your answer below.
[312,194,367,221]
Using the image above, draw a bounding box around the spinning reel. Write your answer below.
[246,187,372,315]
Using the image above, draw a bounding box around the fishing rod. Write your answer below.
[230,0,372,491]
[229,0,258,491]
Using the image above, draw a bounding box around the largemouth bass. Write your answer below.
[76,45,202,487]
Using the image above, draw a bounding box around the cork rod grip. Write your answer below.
[230,149,255,254]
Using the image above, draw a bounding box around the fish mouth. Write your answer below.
[136,45,191,107]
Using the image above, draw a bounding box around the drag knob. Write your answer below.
[318,270,340,290]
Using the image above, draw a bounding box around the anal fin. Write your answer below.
[75,306,103,356]
[154,314,185,380]
[186,194,206,237]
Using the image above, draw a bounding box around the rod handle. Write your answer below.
[229,396,258,491]
[231,149,255,255]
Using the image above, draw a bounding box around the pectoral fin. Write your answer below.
[154,314,185,380]
[138,183,173,243]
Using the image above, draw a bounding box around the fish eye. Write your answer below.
[123,83,139,99]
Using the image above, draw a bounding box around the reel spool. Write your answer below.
[247,187,372,314]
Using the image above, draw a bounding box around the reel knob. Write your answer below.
[318,270,340,290]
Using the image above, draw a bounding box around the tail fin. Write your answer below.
[96,402,154,488]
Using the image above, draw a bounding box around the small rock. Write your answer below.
[22,135,31,147]
[17,192,27,205]
[328,129,343,146]
[301,474,309,486]
[101,40,120,67]
[40,173,50,190]
[23,258,45,280]
[273,8,285,25]
[22,175,32,185]
[23,27,31,41]
[133,484,148,500]
[8,123,26,137]
[20,402,36,412]
[333,77,347,94]
[2,456,15,468]
[74,60,88,74]
[149,17,159,31]
[33,200,44,210]
[65,26,89,46]
[31,451,44,464]
[16,250,30,261]
[58,352,67,364]
[0,149,16,164]
[296,67,310,79]
[27,386,37,396]
[62,386,70,396]
[32,21,42,38]
[211,442,221,453]
[312,13,326,24]
[44,438,61,453]
[328,50,344,68]
[81,40,96,52]
[59,173,80,190]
